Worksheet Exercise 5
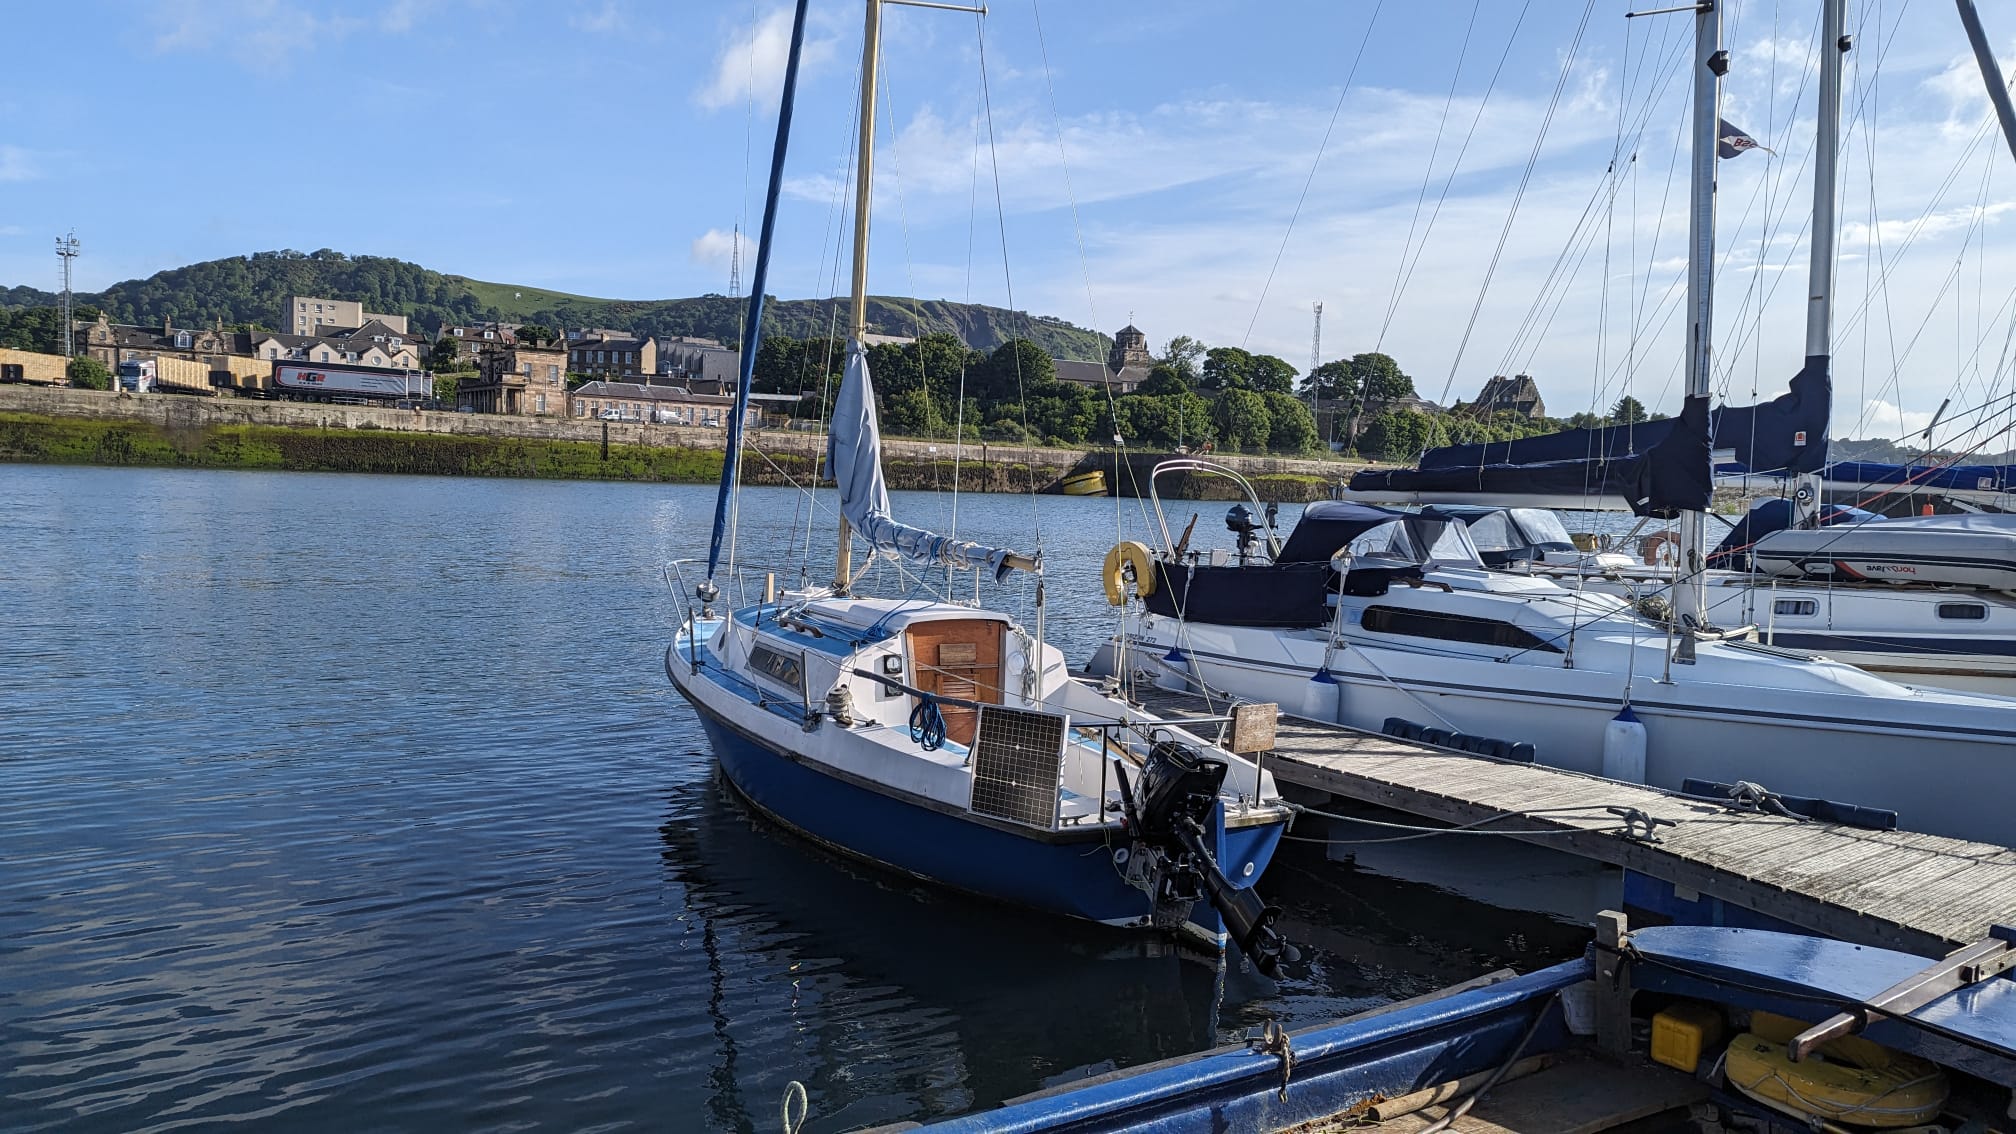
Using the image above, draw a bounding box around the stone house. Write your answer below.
[434,322,522,365]
[462,340,569,415]
[1471,374,1546,419]
[569,380,752,427]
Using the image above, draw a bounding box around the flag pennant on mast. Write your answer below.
[1717,118,1776,159]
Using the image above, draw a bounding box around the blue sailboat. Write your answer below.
[662,0,1292,968]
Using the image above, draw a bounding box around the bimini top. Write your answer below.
[1278,501,1484,570]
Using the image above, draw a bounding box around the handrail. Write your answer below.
[1145,458,1284,561]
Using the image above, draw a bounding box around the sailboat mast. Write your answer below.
[1674,0,1725,652]
[834,0,883,596]
[1807,0,1846,360]
[706,0,811,589]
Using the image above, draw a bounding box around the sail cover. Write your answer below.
[828,344,1019,580]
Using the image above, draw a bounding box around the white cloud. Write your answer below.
[690,227,754,269]
[696,7,835,112]
[0,145,39,182]
[148,0,436,69]
[1856,399,1937,438]
[0,225,26,237]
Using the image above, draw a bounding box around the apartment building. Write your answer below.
[285,295,410,336]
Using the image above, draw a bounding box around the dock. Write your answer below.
[1129,684,2016,957]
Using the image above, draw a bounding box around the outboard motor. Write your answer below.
[1226,504,1264,564]
[1124,741,1291,976]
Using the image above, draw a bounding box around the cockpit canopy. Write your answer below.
[1277,501,1486,571]
[1418,505,1577,568]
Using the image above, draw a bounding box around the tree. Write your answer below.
[1339,352,1415,445]
[67,356,112,390]
[1199,346,1254,391]
[1135,363,1192,397]
[1246,354,1299,395]
[432,370,461,403]
[1214,388,1271,452]
[1261,392,1319,453]
[427,337,461,371]
[974,339,1054,403]
[1358,409,1446,462]
[1119,391,1214,451]
[1611,395,1650,425]
[517,323,556,346]
[1301,359,1354,400]
[1158,335,1205,379]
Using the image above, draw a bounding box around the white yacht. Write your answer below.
[1088,463,2016,847]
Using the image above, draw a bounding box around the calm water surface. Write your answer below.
[0,465,1586,1132]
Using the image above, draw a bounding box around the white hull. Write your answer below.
[1097,601,2016,847]
[1753,514,2016,590]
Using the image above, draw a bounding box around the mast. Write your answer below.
[706,0,813,591]
[1673,0,1724,659]
[834,0,884,596]
[1956,0,2016,165]
[1794,0,1848,527]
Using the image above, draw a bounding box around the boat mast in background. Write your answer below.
[834,0,884,596]
[1795,0,1847,526]
[1955,0,2016,164]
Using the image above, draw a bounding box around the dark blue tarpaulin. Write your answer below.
[1411,357,1830,477]
[1350,393,1716,517]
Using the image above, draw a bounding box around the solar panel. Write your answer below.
[968,706,1068,830]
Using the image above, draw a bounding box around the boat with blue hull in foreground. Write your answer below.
[666,595,1293,962]
[862,916,2016,1133]
[667,0,1291,969]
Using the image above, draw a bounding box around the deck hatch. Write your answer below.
[968,706,1068,829]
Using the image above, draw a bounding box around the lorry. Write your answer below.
[271,361,433,405]
[115,359,157,393]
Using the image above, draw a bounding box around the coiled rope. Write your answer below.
[909,695,948,751]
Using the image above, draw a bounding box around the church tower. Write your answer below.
[1107,324,1151,373]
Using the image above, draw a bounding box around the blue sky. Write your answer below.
[4,1,2015,443]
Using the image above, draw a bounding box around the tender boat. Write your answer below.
[875,914,2016,1134]
[663,0,1293,968]
[1060,469,1109,496]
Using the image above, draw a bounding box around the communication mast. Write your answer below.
[56,232,80,361]
[729,224,742,300]
[1310,300,1322,376]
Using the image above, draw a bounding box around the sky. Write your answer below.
[5,0,2016,443]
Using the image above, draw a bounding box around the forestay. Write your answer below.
[827,344,1022,580]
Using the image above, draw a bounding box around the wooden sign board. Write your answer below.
[1228,702,1278,754]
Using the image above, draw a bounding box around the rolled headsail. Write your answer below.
[828,344,1024,580]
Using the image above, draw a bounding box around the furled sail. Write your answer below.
[1350,357,1829,516]
[828,344,1020,579]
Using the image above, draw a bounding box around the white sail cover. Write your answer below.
[828,344,1019,580]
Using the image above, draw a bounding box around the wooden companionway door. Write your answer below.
[905,620,1005,748]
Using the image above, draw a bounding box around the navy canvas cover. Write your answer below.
[1414,358,1829,477]
[1142,561,1334,628]
[1349,393,1716,517]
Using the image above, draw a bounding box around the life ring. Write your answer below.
[1103,541,1158,606]
[1725,1030,1948,1128]
[1640,531,1681,567]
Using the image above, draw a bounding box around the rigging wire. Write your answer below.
[1239,0,1385,351]
[1380,0,1537,353]
[1437,0,1600,407]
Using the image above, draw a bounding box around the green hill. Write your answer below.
[0,250,1110,359]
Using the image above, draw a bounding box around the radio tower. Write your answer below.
[728,223,742,300]
[1310,301,1322,376]
[56,232,80,362]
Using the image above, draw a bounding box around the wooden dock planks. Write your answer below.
[1134,685,2016,956]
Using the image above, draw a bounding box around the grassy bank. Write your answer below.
[0,412,1076,493]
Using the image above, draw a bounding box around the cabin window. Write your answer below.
[1360,605,1560,652]
[1937,602,1988,621]
[1773,599,1817,617]
[747,643,804,695]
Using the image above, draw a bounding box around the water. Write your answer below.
[0,465,1587,1132]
